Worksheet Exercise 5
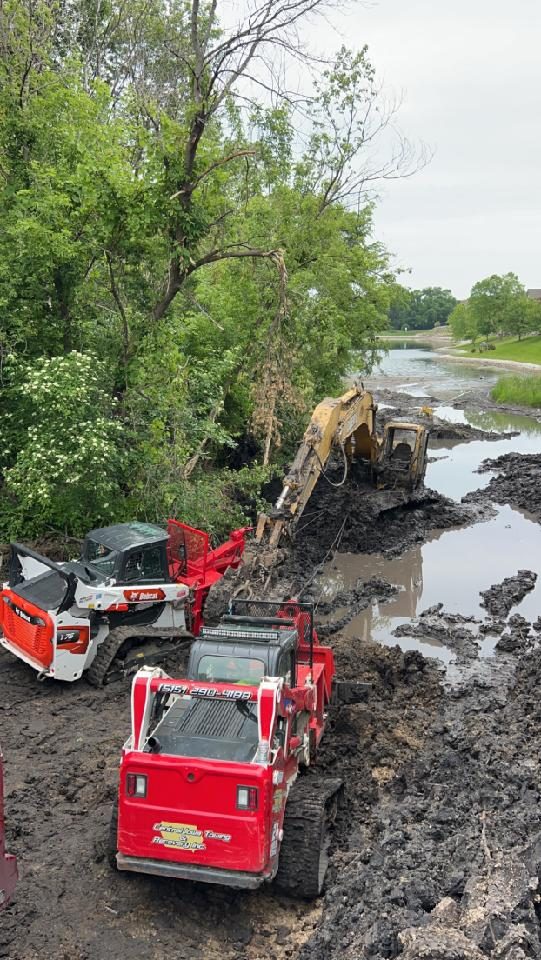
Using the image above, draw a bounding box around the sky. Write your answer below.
[307,0,541,298]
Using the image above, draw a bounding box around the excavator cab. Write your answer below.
[377,422,429,490]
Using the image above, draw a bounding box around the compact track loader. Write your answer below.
[0,746,17,909]
[110,599,367,897]
[257,385,429,546]
[0,520,248,685]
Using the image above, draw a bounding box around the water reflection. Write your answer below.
[321,505,541,663]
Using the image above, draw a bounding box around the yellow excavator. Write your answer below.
[256,386,429,546]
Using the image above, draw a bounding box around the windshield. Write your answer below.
[197,655,265,685]
[83,539,119,577]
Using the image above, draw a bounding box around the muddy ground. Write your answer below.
[2,395,541,960]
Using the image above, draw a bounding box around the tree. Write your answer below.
[449,301,477,344]
[0,353,125,537]
[469,273,528,341]
[388,284,413,330]
[387,286,456,330]
[0,0,420,538]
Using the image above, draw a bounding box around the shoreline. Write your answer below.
[435,351,541,373]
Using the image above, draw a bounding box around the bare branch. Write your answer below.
[169,149,257,199]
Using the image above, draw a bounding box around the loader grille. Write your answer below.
[0,593,54,668]
[151,696,259,762]
[167,520,208,578]
[166,698,253,739]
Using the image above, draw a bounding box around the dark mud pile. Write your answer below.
[468,452,541,521]
[307,578,397,638]
[375,392,518,443]
[301,638,541,960]
[3,395,541,960]
[289,474,485,570]
[480,570,537,618]
[393,610,481,661]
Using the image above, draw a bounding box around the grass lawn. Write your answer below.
[491,374,541,407]
[459,334,541,364]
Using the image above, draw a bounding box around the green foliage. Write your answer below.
[389,286,457,330]
[450,274,541,345]
[0,0,402,541]
[491,375,541,408]
[449,302,478,343]
[0,353,126,537]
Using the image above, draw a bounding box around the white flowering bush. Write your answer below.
[0,352,125,536]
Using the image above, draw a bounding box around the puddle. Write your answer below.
[345,346,541,666]
[320,505,541,663]
[426,424,541,501]
[433,405,467,424]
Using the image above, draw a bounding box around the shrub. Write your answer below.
[0,352,126,538]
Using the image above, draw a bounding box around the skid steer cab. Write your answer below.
[0,745,17,909]
[0,520,248,686]
[110,600,368,897]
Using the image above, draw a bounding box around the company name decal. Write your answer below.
[124,588,166,602]
[152,822,205,851]
[158,682,251,701]
[151,822,232,851]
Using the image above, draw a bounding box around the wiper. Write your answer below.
[84,565,98,581]
[236,700,257,723]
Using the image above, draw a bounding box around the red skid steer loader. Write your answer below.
[0,520,248,685]
[109,600,368,896]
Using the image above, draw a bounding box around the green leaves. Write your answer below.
[0,0,401,540]
[0,353,126,537]
[451,273,538,344]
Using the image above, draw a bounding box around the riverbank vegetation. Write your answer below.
[0,0,422,542]
[460,335,541,365]
[491,375,541,408]
[449,273,541,348]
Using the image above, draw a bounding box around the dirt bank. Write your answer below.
[301,633,541,960]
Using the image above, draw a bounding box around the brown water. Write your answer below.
[320,505,541,662]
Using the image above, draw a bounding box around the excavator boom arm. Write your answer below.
[257,387,378,544]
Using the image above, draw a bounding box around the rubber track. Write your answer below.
[86,625,186,687]
[275,777,342,898]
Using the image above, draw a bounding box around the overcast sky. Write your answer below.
[308,0,541,298]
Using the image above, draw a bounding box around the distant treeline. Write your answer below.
[388,287,457,330]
